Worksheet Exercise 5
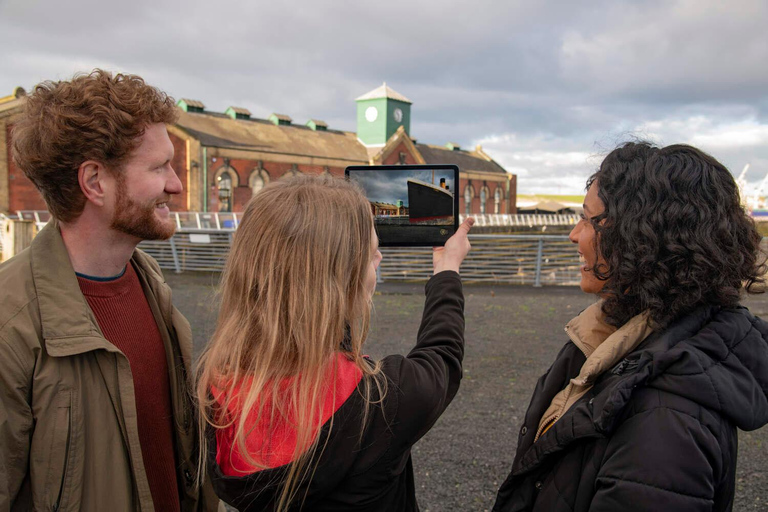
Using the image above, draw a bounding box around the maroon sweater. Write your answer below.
[77,263,181,511]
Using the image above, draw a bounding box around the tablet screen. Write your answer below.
[346,165,460,246]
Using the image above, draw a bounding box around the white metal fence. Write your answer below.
[3,211,584,285]
[136,231,580,286]
[9,210,579,231]
[6,211,768,287]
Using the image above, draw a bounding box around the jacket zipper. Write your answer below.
[536,325,589,442]
[534,380,575,442]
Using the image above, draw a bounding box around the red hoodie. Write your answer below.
[213,353,364,475]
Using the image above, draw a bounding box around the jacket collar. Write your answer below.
[29,221,169,356]
[564,301,653,387]
[564,301,616,357]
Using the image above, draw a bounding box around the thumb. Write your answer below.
[456,217,475,236]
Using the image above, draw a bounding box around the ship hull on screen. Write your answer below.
[345,164,460,247]
[407,178,454,224]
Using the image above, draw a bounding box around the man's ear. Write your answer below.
[78,160,111,207]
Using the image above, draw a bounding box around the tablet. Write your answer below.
[346,164,460,246]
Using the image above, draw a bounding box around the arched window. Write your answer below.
[494,187,502,214]
[249,169,270,197]
[464,184,475,215]
[480,186,490,214]
[217,171,233,212]
[282,164,300,179]
[213,165,240,213]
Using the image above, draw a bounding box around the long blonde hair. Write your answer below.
[196,174,384,511]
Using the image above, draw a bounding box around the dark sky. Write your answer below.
[2,0,766,195]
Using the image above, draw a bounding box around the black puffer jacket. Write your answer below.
[494,305,768,512]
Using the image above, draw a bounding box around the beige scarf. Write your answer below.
[535,301,654,442]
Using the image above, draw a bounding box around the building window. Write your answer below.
[249,169,270,197]
[217,171,233,212]
[213,164,239,212]
[282,164,300,179]
[480,186,490,214]
[398,152,407,165]
[464,184,474,215]
[494,187,502,213]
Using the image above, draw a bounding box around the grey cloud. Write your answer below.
[350,169,455,205]
[1,0,766,194]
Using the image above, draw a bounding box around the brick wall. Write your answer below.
[1,121,11,213]
[207,157,347,212]
[381,142,419,165]
[168,132,188,212]
[458,178,511,215]
[8,122,47,212]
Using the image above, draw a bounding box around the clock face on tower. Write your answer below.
[393,108,403,123]
[365,106,378,122]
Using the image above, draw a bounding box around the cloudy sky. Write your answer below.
[349,168,455,205]
[2,0,767,195]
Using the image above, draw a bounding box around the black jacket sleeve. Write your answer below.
[385,270,465,451]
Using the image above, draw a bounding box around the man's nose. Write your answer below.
[167,168,183,194]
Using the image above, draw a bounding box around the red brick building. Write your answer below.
[0,84,516,216]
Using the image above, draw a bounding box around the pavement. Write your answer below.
[166,272,768,512]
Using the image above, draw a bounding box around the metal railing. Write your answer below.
[139,231,234,273]
[11,210,578,230]
[377,235,579,285]
[468,213,579,227]
[2,211,584,284]
[6,210,768,286]
[134,231,580,285]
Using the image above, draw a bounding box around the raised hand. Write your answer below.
[432,217,474,275]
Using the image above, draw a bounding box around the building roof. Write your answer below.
[0,96,24,116]
[0,87,26,106]
[179,98,205,109]
[415,143,508,175]
[356,83,412,104]
[270,113,293,122]
[175,109,370,163]
[227,106,252,116]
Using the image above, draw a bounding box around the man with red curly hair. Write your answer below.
[0,70,218,511]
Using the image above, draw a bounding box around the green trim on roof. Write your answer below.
[225,107,250,120]
[177,99,204,113]
[306,119,327,131]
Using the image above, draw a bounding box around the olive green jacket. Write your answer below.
[0,222,218,511]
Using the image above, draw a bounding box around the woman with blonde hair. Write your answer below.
[196,174,474,511]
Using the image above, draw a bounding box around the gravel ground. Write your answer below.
[166,272,768,512]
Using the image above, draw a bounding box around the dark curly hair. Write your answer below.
[11,69,178,222]
[588,141,766,328]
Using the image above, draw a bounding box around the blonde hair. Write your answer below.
[196,174,385,511]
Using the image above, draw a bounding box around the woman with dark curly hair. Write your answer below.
[493,142,768,512]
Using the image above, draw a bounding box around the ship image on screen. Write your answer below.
[406,178,453,224]
[346,165,459,247]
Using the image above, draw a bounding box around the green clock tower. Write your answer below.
[356,83,412,146]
